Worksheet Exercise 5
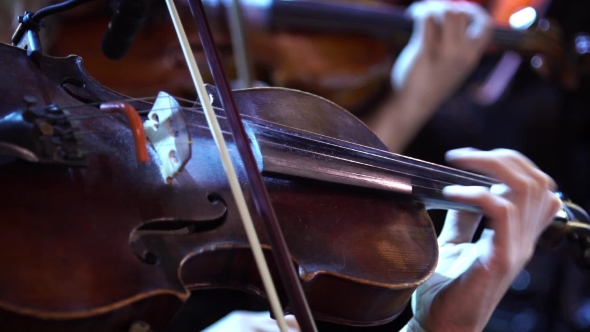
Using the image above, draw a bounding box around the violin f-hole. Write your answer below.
[129,192,227,267]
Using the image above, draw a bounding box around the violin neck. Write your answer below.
[249,118,494,211]
[248,119,581,223]
[260,0,528,52]
[264,0,413,39]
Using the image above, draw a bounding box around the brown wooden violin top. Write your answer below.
[0,41,438,330]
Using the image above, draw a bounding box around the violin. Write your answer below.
[45,0,241,102]
[42,0,394,113]
[2,1,590,331]
[44,0,590,117]
[258,0,587,90]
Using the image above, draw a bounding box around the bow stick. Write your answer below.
[162,2,287,330]
[164,1,317,331]
[183,0,318,329]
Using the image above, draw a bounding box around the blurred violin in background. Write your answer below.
[40,0,590,115]
[44,0,394,113]
[46,0,237,102]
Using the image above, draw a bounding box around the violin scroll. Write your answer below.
[519,18,585,89]
[539,194,590,269]
[539,220,590,270]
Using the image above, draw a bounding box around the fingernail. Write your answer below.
[443,185,463,195]
[445,150,465,160]
[445,147,477,159]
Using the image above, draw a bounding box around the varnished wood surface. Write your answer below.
[0,42,438,329]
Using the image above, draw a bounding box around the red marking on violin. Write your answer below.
[100,102,149,163]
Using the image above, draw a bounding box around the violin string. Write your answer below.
[32,89,495,193]
[59,94,494,190]
[32,92,494,192]
[26,95,160,114]
[33,93,221,120]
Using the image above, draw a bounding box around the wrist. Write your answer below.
[391,89,438,123]
[363,91,439,153]
[395,76,444,110]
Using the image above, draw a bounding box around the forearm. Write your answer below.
[363,92,438,154]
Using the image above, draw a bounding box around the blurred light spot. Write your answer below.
[509,7,537,30]
[576,34,590,55]
[511,269,531,291]
[511,310,537,332]
[487,317,510,331]
[538,19,550,31]
[575,300,590,328]
[531,55,543,69]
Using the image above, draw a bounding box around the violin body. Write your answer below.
[0,42,438,330]
[42,0,585,119]
[44,0,394,113]
[48,0,240,102]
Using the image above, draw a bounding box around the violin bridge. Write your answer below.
[143,92,192,184]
